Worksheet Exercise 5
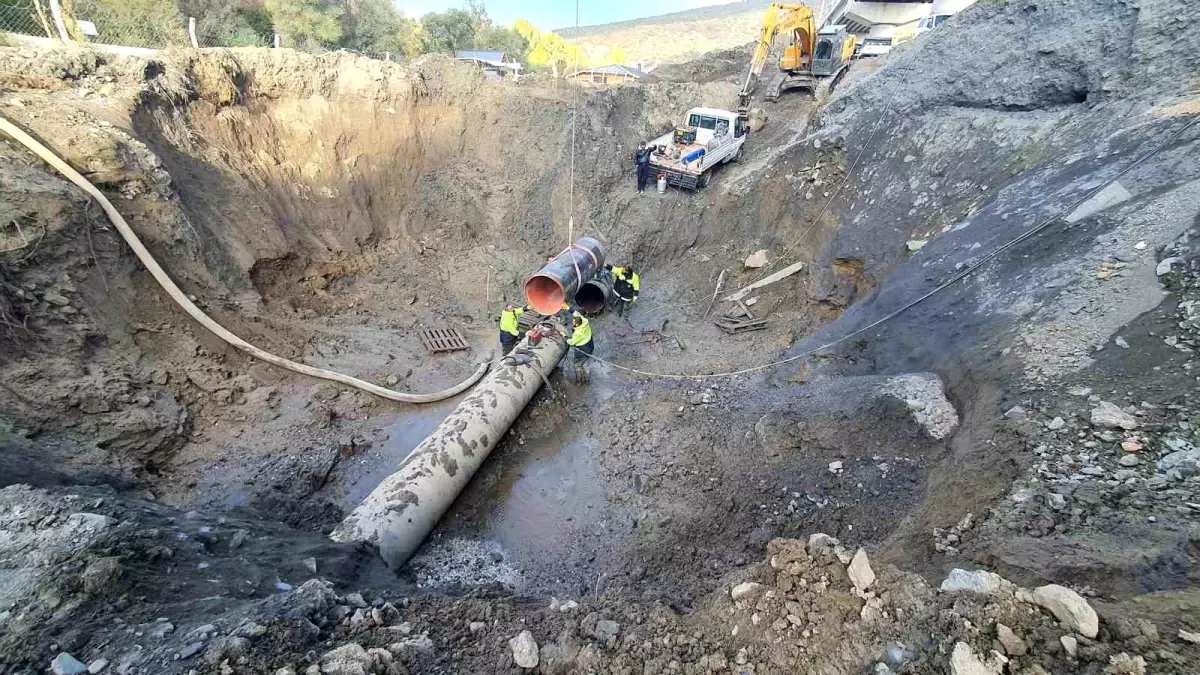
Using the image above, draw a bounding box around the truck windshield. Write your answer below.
[687,114,718,130]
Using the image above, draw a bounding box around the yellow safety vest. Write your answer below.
[567,315,592,346]
[613,267,641,293]
[499,307,523,336]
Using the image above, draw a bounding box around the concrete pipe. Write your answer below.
[574,268,615,315]
[524,237,605,314]
[330,332,568,569]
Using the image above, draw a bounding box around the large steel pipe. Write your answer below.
[330,333,568,569]
[574,268,615,315]
[524,237,605,314]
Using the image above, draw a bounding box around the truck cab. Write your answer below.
[646,107,747,190]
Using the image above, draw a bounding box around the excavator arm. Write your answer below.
[738,3,817,113]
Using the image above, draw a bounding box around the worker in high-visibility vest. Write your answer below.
[566,311,594,383]
[608,264,640,316]
[498,303,525,355]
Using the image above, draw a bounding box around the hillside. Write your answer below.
[562,1,769,66]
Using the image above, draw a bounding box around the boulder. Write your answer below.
[995,623,1027,656]
[730,582,765,601]
[847,548,876,592]
[949,642,999,675]
[744,250,769,268]
[1090,401,1138,430]
[1027,584,1099,638]
[940,569,1009,595]
[51,653,88,675]
[509,630,539,669]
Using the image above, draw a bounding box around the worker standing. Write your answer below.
[634,142,653,194]
[498,303,525,355]
[609,264,640,316]
[566,311,594,383]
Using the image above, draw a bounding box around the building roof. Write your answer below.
[455,50,506,62]
[570,64,646,78]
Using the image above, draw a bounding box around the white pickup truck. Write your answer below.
[646,107,747,190]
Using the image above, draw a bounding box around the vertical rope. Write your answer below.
[568,0,579,250]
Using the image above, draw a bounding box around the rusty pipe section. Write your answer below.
[330,332,568,569]
[524,236,605,314]
[575,268,615,315]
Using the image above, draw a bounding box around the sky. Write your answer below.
[397,0,737,31]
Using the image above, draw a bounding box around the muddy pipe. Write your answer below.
[574,268,615,315]
[524,237,605,314]
[330,332,568,569]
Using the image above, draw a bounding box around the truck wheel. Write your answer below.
[699,171,712,188]
[732,146,744,163]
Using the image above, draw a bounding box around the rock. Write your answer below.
[147,621,175,638]
[1114,336,1130,348]
[594,619,620,640]
[1047,416,1065,430]
[468,621,486,634]
[371,603,401,626]
[1179,629,1200,644]
[44,290,71,306]
[847,548,875,592]
[320,643,373,675]
[1121,438,1143,453]
[274,669,297,675]
[1060,634,1078,657]
[875,664,895,675]
[1119,454,1139,467]
[744,250,769,268]
[1068,386,1093,397]
[906,239,928,252]
[509,630,539,669]
[949,642,998,675]
[1028,584,1099,638]
[1091,401,1139,430]
[1158,449,1200,478]
[1156,257,1181,276]
[1047,493,1067,511]
[940,568,1008,595]
[87,659,109,674]
[230,530,249,549]
[343,593,368,608]
[558,600,578,613]
[828,460,843,474]
[807,533,839,554]
[995,624,1027,656]
[51,653,89,675]
[175,642,204,660]
[82,556,122,594]
[303,557,318,573]
[731,582,765,601]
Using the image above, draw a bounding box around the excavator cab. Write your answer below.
[811,25,855,78]
[778,28,811,71]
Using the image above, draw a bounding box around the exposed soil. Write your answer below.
[1,0,1200,673]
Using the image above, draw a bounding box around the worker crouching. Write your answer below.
[609,264,640,316]
[498,303,525,355]
[566,311,594,383]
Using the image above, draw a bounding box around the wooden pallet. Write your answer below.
[418,328,470,353]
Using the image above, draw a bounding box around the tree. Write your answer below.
[474,22,528,63]
[79,0,190,48]
[263,0,341,48]
[177,0,272,46]
[419,7,477,54]
[515,18,586,75]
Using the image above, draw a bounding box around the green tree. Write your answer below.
[474,22,527,63]
[419,7,477,54]
[263,0,341,48]
[82,0,190,48]
[177,0,272,46]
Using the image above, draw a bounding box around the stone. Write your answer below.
[147,621,175,638]
[274,669,297,675]
[44,291,71,306]
[1060,634,1078,657]
[995,624,1027,656]
[828,460,843,473]
[1158,449,1200,478]
[1091,401,1138,430]
[175,642,204,660]
[303,557,318,573]
[1156,257,1181,276]
[1067,386,1093,397]
[847,548,875,592]
[51,653,89,675]
[469,622,486,634]
[1047,493,1067,511]
[1121,438,1143,453]
[509,630,539,669]
[949,642,998,675]
[594,619,620,640]
[875,664,895,675]
[807,533,839,553]
[1134,241,1147,250]
[731,582,765,601]
[744,250,769,268]
[1047,417,1065,430]
[87,659,109,674]
[343,593,368,608]
[1119,454,1139,467]
[940,569,1007,595]
[1029,584,1099,638]
[1115,336,1130,349]
[320,643,373,675]
[906,239,928,252]
[1179,629,1200,644]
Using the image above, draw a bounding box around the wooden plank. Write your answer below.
[724,261,805,302]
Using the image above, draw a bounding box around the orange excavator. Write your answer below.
[738,2,857,127]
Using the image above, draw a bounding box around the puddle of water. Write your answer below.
[336,401,458,506]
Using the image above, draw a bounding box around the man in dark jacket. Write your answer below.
[634,142,653,193]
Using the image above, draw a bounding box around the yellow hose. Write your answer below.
[0,116,489,403]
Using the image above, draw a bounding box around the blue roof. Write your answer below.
[455,50,505,62]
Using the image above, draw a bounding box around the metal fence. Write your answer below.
[0,0,402,63]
